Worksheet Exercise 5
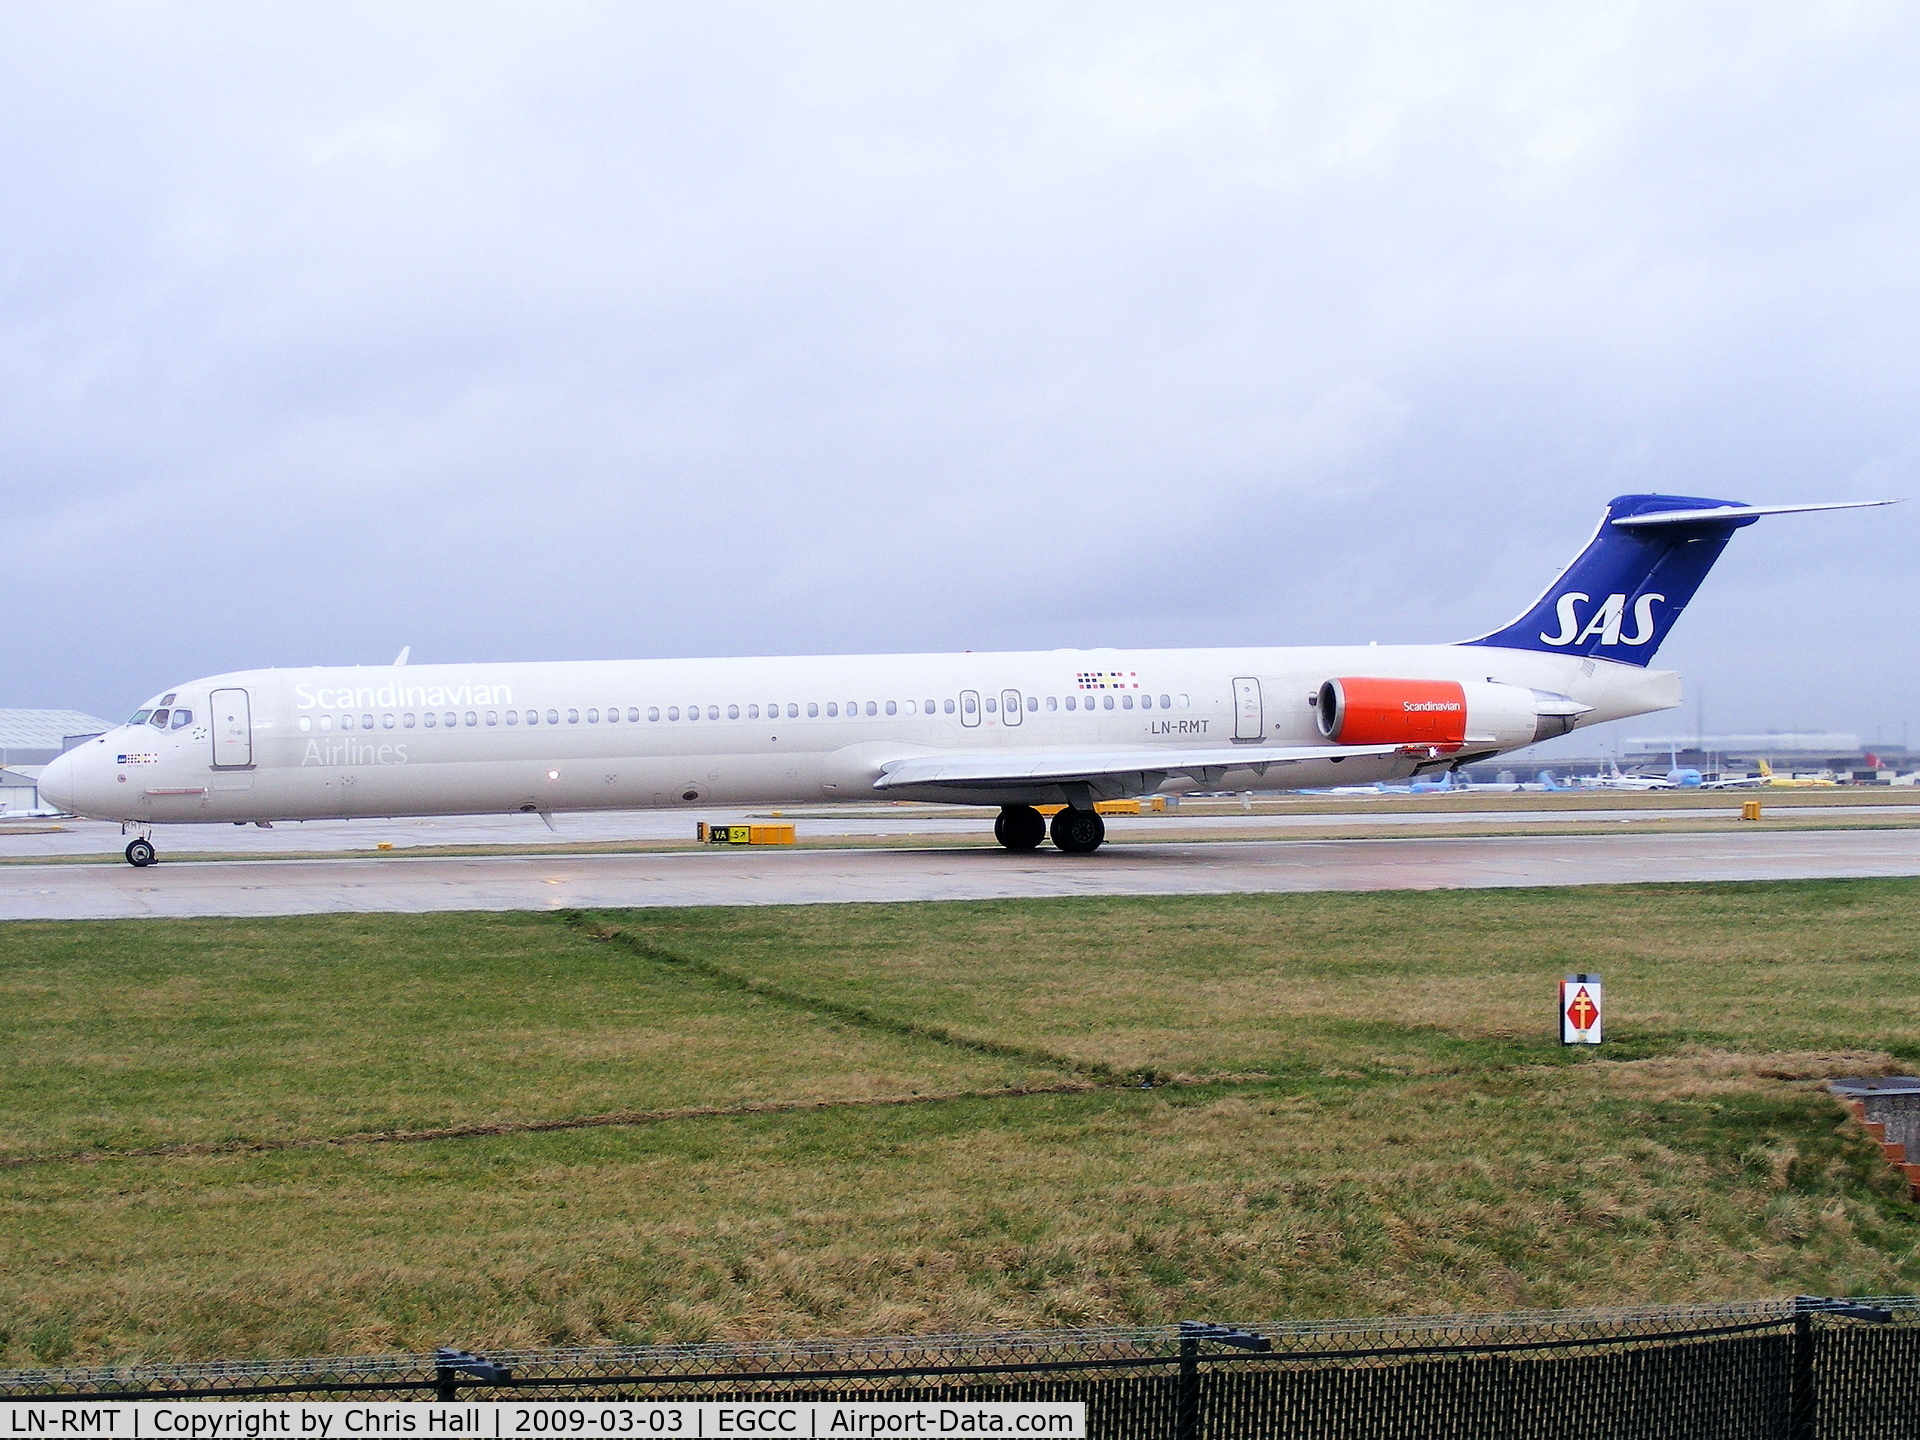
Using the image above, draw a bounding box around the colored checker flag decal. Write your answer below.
[1566,987,1599,1031]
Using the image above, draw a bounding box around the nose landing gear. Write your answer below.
[125,837,157,867]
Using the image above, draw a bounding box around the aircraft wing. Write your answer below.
[873,743,1406,797]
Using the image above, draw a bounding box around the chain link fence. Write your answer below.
[3,1294,1916,1437]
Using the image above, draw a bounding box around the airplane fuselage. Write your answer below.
[47,642,1677,827]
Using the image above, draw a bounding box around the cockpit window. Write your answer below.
[149,709,171,729]
[128,710,152,726]
[171,710,193,729]
[160,694,177,707]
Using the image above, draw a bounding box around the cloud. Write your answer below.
[1,1,1914,743]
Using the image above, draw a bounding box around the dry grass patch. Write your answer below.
[5,882,1920,1364]
[0,913,1062,1159]
[2,1057,1914,1364]
[610,879,1920,1077]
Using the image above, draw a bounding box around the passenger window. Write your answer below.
[605,707,617,723]
[1140,695,1152,709]
[826,703,838,717]
[1027,696,1038,711]
[807,703,819,717]
[1160,694,1171,708]
[149,709,170,728]
[547,709,559,725]
[785,703,797,718]
[506,711,518,725]
[985,697,997,713]
[628,708,639,722]
[1045,696,1057,711]
[405,713,417,728]
[944,699,955,714]
[587,709,599,723]
[1122,695,1133,710]
[866,701,877,716]
[341,714,355,731]
[299,716,312,732]
[649,707,660,721]
[1065,695,1076,711]
[885,700,896,716]
[904,700,916,715]
[464,712,478,727]
[445,712,457,727]
[728,705,740,719]
[747,705,759,719]
[924,699,935,713]
[667,707,679,720]
[387,713,400,728]
[485,712,497,726]
[363,714,375,729]
[562,709,575,724]
[846,701,857,716]
[1178,694,1190,708]
[1102,695,1114,711]
[707,705,719,720]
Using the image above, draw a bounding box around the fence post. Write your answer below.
[1174,1332,1199,1440]
[1788,1297,1815,1440]
[434,1348,512,1403]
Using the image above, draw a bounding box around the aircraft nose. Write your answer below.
[37,749,77,813]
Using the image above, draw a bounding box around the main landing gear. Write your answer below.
[994,805,1106,855]
[125,837,157,868]
[994,805,1047,851]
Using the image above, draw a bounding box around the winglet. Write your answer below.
[393,646,411,667]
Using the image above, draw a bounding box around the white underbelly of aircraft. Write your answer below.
[189,752,837,823]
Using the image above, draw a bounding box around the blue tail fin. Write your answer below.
[1462,494,1758,666]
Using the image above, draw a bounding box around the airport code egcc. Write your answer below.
[0,1403,1084,1438]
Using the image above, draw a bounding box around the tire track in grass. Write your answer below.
[0,1081,1103,1170]
[562,910,1137,1085]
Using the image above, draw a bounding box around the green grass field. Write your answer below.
[4,880,1919,1365]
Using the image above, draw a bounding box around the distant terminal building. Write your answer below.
[0,708,117,816]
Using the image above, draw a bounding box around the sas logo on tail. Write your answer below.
[1540,592,1664,647]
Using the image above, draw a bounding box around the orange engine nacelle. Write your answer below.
[1315,677,1467,748]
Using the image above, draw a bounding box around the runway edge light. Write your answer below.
[1561,974,1603,1045]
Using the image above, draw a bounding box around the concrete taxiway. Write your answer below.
[3,828,1917,921]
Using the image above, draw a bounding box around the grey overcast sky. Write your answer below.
[5,3,1916,749]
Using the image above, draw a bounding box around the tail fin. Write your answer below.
[1462,495,1894,667]
[1758,758,1774,778]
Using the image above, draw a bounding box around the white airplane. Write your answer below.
[39,494,1893,866]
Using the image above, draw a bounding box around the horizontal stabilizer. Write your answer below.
[1611,499,1898,528]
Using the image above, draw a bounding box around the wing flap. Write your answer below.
[874,744,1405,793]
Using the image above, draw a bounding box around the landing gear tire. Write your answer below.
[1050,808,1105,855]
[993,805,1046,852]
[125,838,157,868]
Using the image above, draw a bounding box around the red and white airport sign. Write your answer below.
[1560,973,1603,1045]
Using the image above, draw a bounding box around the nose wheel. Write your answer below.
[125,838,157,868]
